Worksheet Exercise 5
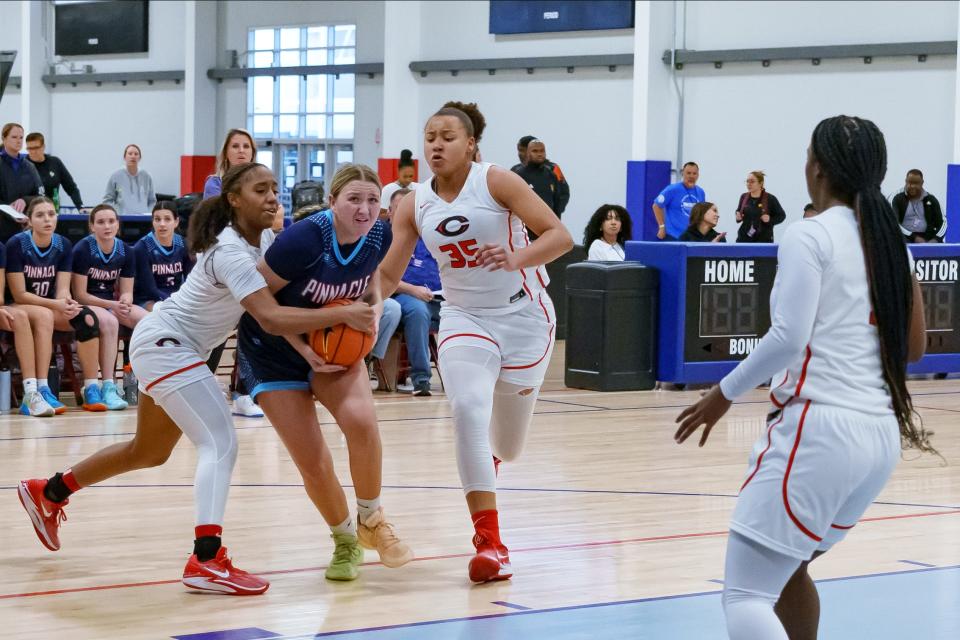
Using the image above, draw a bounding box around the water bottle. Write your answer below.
[122,364,139,406]
[0,367,10,412]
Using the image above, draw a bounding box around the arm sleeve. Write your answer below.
[120,243,137,278]
[654,185,671,208]
[202,176,221,199]
[718,223,828,400]
[209,243,268,302]
[71,241,89,274]
[134,243,164,302]
[146,172,156,209]
[57,238,73,272]
[57,158,84,208]
[102,173,118,205]
[554,164,570,214]
[769,194,786,225]
[5,238,23,273]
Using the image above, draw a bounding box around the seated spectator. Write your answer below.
[680,202,727,242]
[584,204,633,261]
[25,131,84,211]
[734,171,786,243]
[803,203,819,219]
[102,144,156,215]
[204,129,255,199]
[653,162,705,240]
[133,201,193,311]
[891,169,945,243]
[0,123,43,241]
[5,197,103,414]
[72,204,145,410]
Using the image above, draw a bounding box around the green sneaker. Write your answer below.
[325,533,363,581]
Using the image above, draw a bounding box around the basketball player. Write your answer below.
[133,201,193,311]
[237,163,412,582]
[4,196,96,416]
[18,163,373,595]
[378,102,574,582]
[71,204,146,410]
[675,116,932,639]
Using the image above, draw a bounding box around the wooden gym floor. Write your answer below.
[1,344,958,639]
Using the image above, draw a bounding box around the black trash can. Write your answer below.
[564,262,658,391]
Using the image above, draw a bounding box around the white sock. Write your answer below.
[331,514,357,537]
[38,379,48,389]
[357,496,381,523]
[84,378,99,389]
[23,378,37,394]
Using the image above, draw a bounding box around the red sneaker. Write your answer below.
[468,533,513,583]
[17,479,68,551]
[182,547,270,596]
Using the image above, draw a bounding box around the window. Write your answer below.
[246,24,356,141]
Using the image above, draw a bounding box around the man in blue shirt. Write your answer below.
[652,162,705,240]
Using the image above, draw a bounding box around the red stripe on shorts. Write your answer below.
[438,333,499,350]
[830,522,855,530]
[782,399,822,542]
[739,402,789,493]
[144,361,208,392]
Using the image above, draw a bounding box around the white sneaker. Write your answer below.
[232,394,264,417]
[19,390,56,417]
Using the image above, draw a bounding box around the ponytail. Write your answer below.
[188,162,264,253]
[812,116,935,454]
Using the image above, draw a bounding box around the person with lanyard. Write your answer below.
[237,163,413,582]
[891,169,946,243]
[584,204,633,261]
[133,201,193,311]
[24,132,84,211]
[735,171,787,243]
[6,197,105,414]
[675,115,932,639]
[379,101,573,583]
[680,202,727,242]
[71,204,144,411]
[652,162,705,240]
[379,148,418,220]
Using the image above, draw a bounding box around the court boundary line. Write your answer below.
[2,508,957,601]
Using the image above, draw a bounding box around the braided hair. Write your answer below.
[810,115,933,453]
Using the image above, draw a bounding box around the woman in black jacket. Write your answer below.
[734,171,786,243]
[0,123,43,242]
[680,202,727,242]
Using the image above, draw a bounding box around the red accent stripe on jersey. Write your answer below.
[438,333,500,350]
[506,212,534,299]
[739,404,789,493]
[782,400,822,542]
[830,522,855,530]
[502,294,555,370]
[793,346,813,396]
[144,361,207,392]
[535,265,548,289]
[769,371,791,409]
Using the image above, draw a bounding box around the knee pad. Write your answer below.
[69,307,100,342]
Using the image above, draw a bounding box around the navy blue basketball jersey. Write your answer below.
[238,211,392,360]
[133,232,193,305]
[71,235,136,300]
[4,231,72,301]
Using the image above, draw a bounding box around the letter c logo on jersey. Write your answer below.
[435,215,470,238]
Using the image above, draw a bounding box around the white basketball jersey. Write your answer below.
[415,162,549,315]
[768,206,895,415]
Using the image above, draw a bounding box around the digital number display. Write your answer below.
[684,258,777,362]
[915,258,960,354]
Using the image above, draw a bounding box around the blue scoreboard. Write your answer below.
[626,241,960,383]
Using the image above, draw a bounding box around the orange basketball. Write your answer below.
[309,299,374,366]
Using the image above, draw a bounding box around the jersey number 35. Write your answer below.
[438,239,479,269]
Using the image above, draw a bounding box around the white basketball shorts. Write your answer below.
[730,399,900,560]
[129,316,214,400]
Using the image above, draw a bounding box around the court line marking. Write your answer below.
[2,508,957,601]
[490,601,532,611]
[254,564,960,639]
[1,483,954,510]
